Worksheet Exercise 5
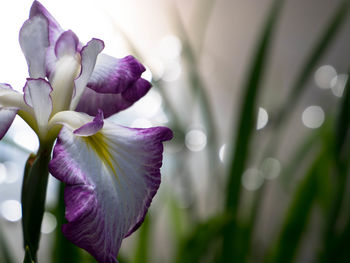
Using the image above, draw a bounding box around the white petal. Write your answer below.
[0,84,27,110]
[19,15,49,78]
[70,39,104,110]
[23,79,52,137]
[49,111,94,132]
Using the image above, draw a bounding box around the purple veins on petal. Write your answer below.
[87,54,146,94]
[75,77,151,118]
[49,123,172,263]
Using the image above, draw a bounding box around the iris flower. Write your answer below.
[0,1,172,262]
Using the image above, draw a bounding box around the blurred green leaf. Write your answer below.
[319,68,350,261]
[334,68,350,160]
[222,0,285,260]
[131,216,151,263]
[168,195,190,249]
[275,0,350,126]
[325,220,350,263]
[264,151,327,263]
[176,213,233,263]
[170,2,220,184]
[23,246,34,263]
[282,130,321,189]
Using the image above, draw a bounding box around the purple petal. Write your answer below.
[30,1,64,44]
[49,122,172,263]
[73,110,104,136]
[0,109,17,140]
[75,78,151,118]
[19,14,49,78]
[87,54,146,94]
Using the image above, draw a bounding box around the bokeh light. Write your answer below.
[241,168,264,191]
[260,157,281,180]
[185,129,207,152]
[162,61,182,82]
[219,144,226,163]
[331,74,348,98]
[41,212,57,234]
[302,105,325,129]
[314,65,337,89]
[0,200,22,222]
[159,35,182,60]
[257,107,269,130]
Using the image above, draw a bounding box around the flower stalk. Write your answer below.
[21,141,54,261]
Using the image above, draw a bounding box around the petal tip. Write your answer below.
[73,110,104,136]
[55,30,79,58]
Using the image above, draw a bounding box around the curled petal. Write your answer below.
[0,84,27,110]
[49,122,172,262]
[87,54,146,94]
[19,14,49,78]
[73,110,104,137]
[48,111,102,137]
[0,109,17,140]
[0,84,27,140]
[75,78,151,118]
[70,39,105,110]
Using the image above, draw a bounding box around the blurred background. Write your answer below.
[0,0,349,262]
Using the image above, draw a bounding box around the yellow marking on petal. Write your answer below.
[83,132,119,180]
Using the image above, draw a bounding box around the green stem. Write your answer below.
[221,0,284,260]
[21,141,54,262]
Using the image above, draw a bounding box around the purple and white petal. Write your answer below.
[49,32,82,114]
[70,39,105,110]
[45,30,80,80]
[19,14,49,78]
[73,110,104,137]
[30,1,64,44]
[49,122,172,263]
[55,30,79,58]
[87,54,146,94]
[23,79,52,136]
[0,109,17,140]
[48,110,102,137]
[0,84,29,140]
[75,78,151,118]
